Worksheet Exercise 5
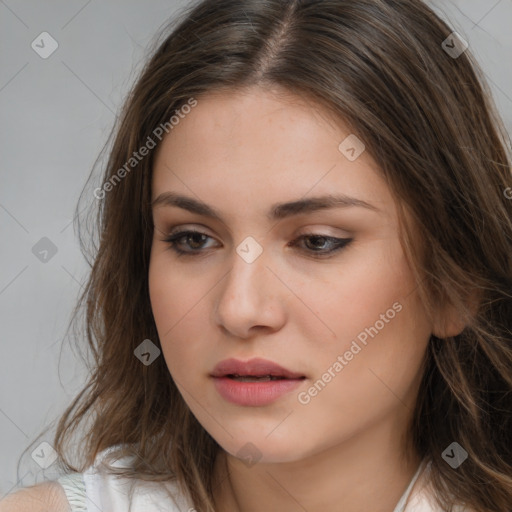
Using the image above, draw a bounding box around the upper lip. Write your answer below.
[210,358,305,379]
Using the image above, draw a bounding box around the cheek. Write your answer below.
[148,247,210,331]
[148,254,204,373]
[295,296,430,447]
[302,236,418,346]
[300,237,430,400]
[148,256,176,335]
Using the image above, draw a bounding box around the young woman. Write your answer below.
[2,0,511,511]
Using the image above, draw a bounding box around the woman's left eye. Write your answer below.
[291,233,353,256]
[161,229,353,258]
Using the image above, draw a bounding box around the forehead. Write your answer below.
[151,86,394,222]
[161,86,347,153]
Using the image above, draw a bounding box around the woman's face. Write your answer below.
[149,86,433,463]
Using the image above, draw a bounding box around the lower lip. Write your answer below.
[212,376,305,406]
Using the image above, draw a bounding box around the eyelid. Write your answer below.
[166,224,215,236]
[163,222,351,239]
[163,225,350,244]
[160,226,353,259]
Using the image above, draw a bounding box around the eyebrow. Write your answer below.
[151,191,381,222]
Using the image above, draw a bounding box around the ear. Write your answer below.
[431,289,480,339]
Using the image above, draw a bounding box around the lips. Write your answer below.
[210,357,305,380]
[210,357,306,406]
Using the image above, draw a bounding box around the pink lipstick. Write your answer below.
[210,357,306,406]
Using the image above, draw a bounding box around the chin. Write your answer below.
[216,432,311,465]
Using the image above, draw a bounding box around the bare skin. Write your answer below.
[0,482,70,512]
[149,85,463,512]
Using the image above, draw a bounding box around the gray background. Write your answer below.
[1,0,511,497]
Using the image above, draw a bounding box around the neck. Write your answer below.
[212,415,422,512]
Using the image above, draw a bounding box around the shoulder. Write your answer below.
[0,481,70,512]
[1,447,193,512]
[80,446,194,511]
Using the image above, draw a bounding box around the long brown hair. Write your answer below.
[25,0,512,510]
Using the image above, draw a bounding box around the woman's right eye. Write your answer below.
[162,229,218,256]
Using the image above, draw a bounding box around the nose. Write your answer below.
[213,243,287,339]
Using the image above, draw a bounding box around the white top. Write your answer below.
[56,448,470,512]
[57,447,194,512]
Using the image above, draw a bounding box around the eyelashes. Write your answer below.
[160,229,353,259]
